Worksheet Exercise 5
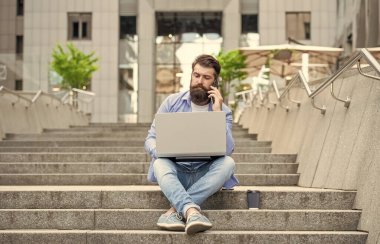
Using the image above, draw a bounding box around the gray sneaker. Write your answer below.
[157,212,185,231]
[185,213,213,235]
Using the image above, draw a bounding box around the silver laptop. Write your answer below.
[155,112,226,160]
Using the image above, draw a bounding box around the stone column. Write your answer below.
[137,0,155,123]
[223,0,240,51]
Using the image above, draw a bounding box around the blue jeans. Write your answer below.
[153,156,235,217]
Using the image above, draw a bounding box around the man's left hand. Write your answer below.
[208,86,223,111]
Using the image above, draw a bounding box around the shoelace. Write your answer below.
[174,212,183,221]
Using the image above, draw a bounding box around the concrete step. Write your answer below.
[45,127,151,132]
[0,139,271,147]
[44,126,248,134]
[88,123,152,127]
[0,146,272,153]
[0,147,147,153]
[43,127,249,135]
[0,162,298,174]
[0,230,367,244]
[0,153,149,162]
[0,209,361,231]
[0,153,296,163]
[5,132,257,140]
[235,147,272,153]
[0,173,299,186]
[83,123,247,128]
[0,186,356,210]
[81,123,247,128]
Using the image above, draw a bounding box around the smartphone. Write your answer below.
[211,78,219,104]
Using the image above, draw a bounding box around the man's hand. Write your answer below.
[208,86,223,111]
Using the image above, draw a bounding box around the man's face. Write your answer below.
[190,64,215,105]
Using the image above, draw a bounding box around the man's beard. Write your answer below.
[190,84,211,106]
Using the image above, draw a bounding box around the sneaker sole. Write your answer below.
[185,221,213,235]
[157,223,185,231]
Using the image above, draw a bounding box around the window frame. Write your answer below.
[68,13,92,41]
[241,14,258,34]
[120,15,137,39]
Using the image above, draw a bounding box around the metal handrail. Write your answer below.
[271,80,290,111]
[31,90,42,103]
[61,92,70,103]
[0,86,32,107]
[72,88,95,96]
[311,48,380,98]
[267,48,380,114]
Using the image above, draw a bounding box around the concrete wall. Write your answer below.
[23,0,119,123]
[335,0,380,52]
[0,0,22,90]
[239,66,380,243]
[259,0,337,46]
[0,90,89,137]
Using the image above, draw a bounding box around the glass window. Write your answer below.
[120,16,137,39]
[16,35,23,59]
[72,22,79,38]
[68,13,92,40]
[17,0,24,16]
[82,22,88,38]
[155,12,223,108]
[156,12,222,41]
[286,12,311,40]
[242,14,258,33]
[15,80,23,90]
[119,15,138,122]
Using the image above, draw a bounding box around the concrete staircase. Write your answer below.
[0,124,367,243]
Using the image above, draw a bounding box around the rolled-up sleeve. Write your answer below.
[144,120,157,159]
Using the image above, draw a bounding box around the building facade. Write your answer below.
[0,0,338,123]
[335,0,380,57]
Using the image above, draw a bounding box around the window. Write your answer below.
[17,0,24,16]
[16,35,23,59]
[155,12,223,110]
[242,14,258,33]
[15,80,23,90]
[120,16,137,39]
[156,12,222,42]
[68,13,92,40]
[286,12,311,40]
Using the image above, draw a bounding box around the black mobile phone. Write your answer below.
[211,78,219,104]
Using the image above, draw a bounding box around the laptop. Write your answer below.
[155,111,226,161]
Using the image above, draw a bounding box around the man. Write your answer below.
[144,54,239,235]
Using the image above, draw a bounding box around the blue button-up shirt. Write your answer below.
[144,90,239,189]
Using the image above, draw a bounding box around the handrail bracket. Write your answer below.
[330,82,351,108]
[357,59,380,81]
[311,98,326,115]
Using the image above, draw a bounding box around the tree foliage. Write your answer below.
[51,43,99,90]
[216,50,247,102]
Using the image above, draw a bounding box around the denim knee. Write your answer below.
[223,156,236,174]
[153,158,177,181]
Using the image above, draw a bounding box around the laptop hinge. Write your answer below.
[174,156,212,162]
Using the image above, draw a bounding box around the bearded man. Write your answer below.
[144,54,238,235]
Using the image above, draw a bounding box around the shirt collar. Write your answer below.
[182,90,192,106]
